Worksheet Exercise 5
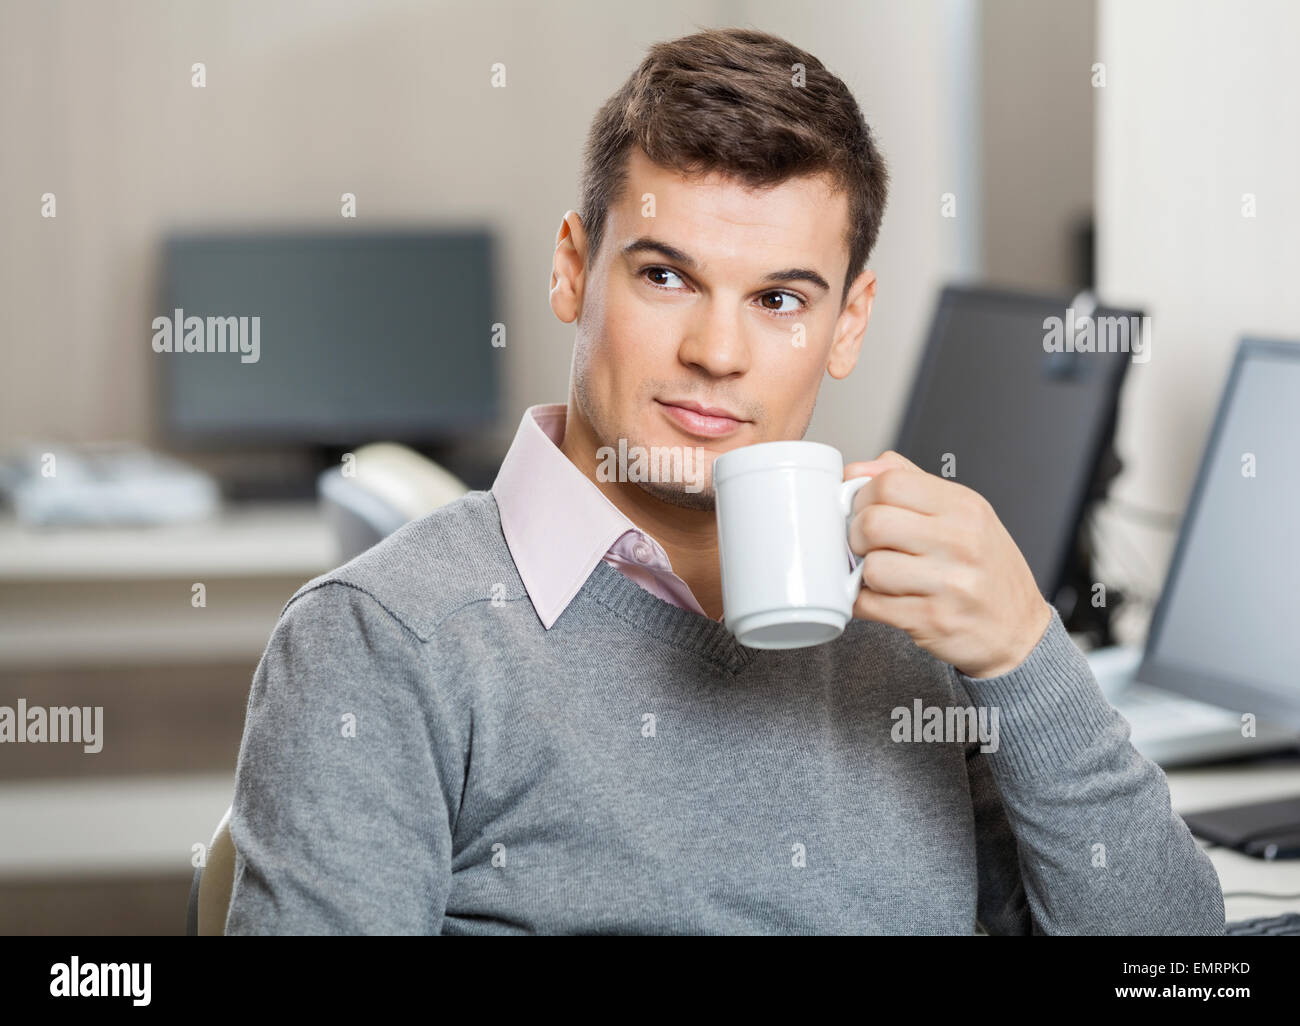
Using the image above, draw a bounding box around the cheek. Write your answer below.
[574,310,649,415]
[602,279,661,346]
[756,339,828,418]
[598,287,678,375]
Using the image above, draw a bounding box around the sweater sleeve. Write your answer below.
[224,581,461,935]
[953,606,1225,935]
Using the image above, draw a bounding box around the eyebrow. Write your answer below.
[620,236,830,293]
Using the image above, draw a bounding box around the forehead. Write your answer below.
[609,146,849,270]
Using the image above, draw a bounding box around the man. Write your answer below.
[224,27,1224,935]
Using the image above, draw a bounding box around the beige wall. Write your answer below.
[1095,0,1300,631]
[0,0,979,465]
[980,0,1095,291]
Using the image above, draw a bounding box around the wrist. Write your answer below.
[962,600,1053,679]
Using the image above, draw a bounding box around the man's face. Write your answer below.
[552,146,875,511]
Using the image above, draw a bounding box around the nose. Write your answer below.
[676,300,751,378]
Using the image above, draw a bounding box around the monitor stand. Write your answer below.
[1056,433,1125,647]
[215,446,339,503]
[220,470,321,503]
[213,440,503,503]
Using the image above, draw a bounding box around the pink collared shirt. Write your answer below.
[491,403,719,628]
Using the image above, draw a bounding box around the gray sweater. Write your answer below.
[223,489,1225,935]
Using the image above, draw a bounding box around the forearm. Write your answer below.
[956,607,1225,935]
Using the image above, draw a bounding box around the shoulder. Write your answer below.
[280,489,522,642]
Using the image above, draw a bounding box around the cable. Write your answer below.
[1222,890,1300,901]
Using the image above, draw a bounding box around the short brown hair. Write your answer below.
[577,27,889,306]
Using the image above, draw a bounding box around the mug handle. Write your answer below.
[840,475,873,606]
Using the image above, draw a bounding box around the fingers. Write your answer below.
[851,588,932,628]
[852,465,947,516]
[845,449,918,478]
[855,548,943,595]
[848,501,936,558]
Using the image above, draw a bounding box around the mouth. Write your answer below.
[655,398,749,440]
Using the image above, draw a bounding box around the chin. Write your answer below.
[638,478,716,512]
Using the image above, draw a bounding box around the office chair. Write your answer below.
[317,442,470,562]
[186,443,470,934]
[185,806,234,936]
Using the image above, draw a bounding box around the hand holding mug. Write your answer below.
[843,450,1052,678]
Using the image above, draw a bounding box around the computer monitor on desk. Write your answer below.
[1137,339,1300,731]
[156,229,500,497]
[893,285,1135,636]
[1132,339,1300,857]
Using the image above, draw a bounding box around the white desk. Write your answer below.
[1166,757,1300,923]
[0,502,339,667]
[0,503,339,907]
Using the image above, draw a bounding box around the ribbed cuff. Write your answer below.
[951,606,1118,778]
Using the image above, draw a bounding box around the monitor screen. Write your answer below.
[894,286,1134,600]
[158,230,498,446]
[1138,339,1300,730]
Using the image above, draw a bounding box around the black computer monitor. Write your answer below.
[893,285,1138,610]
[157,229,499,448]
[1136,338,1300,856]
[1137,338,1300,731]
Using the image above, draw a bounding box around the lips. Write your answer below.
[656,399,747,439]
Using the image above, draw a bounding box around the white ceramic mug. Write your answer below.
[713,440,871,649]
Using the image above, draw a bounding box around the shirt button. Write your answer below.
[632,540,653,564]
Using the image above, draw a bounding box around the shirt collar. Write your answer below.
[492,403,648,629]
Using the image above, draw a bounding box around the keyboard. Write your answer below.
[1224,912,1300,935]
[1116,683,1243,737]
[1109,682,1300,766]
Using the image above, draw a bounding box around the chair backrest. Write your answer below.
[317,443,470,562]
[186,804,235,936]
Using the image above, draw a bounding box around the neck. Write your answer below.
[559,400,724,621]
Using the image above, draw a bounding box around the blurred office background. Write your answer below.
[1,0,1298,934]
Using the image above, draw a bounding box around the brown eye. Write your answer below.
[643,267,686,290]
[759,291,806,317]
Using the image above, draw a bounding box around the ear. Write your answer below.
[550,210,589,324]
[826,269,876,380]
